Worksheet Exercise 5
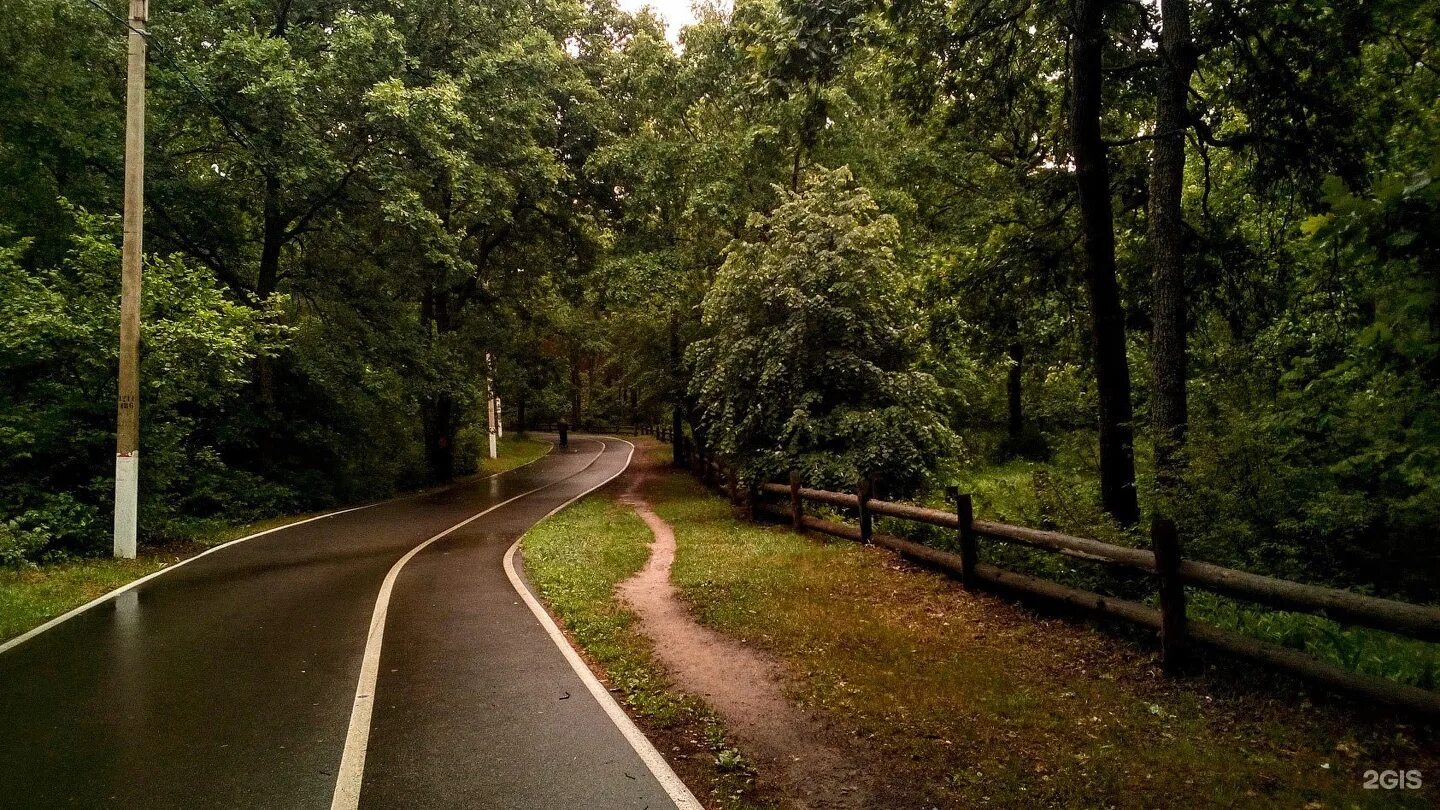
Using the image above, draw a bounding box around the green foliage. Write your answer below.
[1192,592,1440,691]
[0,210,283,560]
[690,167,954,491]
[1174,156,1440,599]
[0,521,47,568]
[0,0,627,556]
[1,0,1437,640]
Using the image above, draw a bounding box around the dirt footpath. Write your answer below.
[617,451,896,809]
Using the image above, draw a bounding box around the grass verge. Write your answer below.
[522,494,774,809]
[0,547,195,643]
[638,454,1434,808]
[476,434,553,477]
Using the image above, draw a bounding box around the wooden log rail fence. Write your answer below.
[524,421,674,442]
[678,469,1440,717]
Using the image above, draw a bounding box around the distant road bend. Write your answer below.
[0,435,701,810]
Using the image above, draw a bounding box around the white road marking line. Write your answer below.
[504,437,705,810]
[0,503,373,657]
[330,440,608,810]
[0,443,555,658]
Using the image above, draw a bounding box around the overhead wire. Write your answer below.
[72,0,275,170]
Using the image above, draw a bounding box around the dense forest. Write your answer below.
[2,0,1436,620]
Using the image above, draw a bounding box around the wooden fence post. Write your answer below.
[857,476,874,544]
[788,471,803,531]
[1151,516,1188,672]
[947,486,978,590]
[740,473,755,522]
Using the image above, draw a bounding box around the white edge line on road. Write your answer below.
[331,439,607,810]
[503,437,706,810]
[0,441,556,658]
[0,503,373,657]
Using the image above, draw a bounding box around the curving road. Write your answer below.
[0,436,698,809]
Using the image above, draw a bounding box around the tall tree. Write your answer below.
[1148,0,1195,492]
[1069,0,1140,526]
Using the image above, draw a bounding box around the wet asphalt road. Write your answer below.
[0,436,680,809]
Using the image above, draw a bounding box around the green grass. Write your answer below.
[476,434,553,477]
[0,550,191,642]
[522,495,773,809]
[0,434,555,647]
[637,463,1434,808]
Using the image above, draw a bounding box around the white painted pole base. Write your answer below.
[486,384,498,460]
[114,452,139,559]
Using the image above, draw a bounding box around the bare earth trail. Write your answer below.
[0,436,694,809]
[617,451,885,810]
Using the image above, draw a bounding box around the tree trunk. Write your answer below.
[421,393,456,484]
[418,281,457,483]
[569,351,582,427]
[253,174,286,468]
[1070,0,1141,527]
[517,394,527,434]
[1007,340,1025,440]
[257,174,284,300]
[669,312,685,466]
[1149,0,1195,492]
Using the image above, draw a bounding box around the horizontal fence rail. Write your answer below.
[760,481,1440,642]
[525,421,675,442]
[753,472,1440,716]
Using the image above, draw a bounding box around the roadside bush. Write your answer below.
[0,208,286,563]
[0,520,47,568]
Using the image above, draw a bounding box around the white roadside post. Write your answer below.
[496,398,503,438]
[114,0,149,559]
[485,353,498,460]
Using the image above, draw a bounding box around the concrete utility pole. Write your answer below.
[485,353,498,460]
[114,0,149,559]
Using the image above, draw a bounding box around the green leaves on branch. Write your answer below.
[0,208,286,559]
[690,167,954,491]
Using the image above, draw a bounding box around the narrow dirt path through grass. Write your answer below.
[526,438,1438,807]
[618,456,879,809]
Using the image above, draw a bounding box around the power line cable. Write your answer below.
[73,0,276,170]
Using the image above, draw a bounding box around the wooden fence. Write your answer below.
[669,451,1440,717]
[525,422,673,442]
